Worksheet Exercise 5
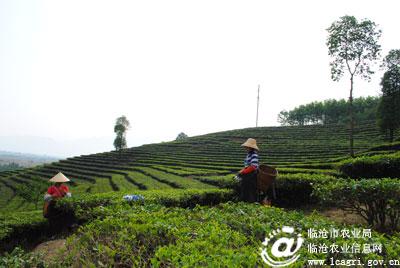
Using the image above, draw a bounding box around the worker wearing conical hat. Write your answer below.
[237,138,259,203]
[44,172,71,202]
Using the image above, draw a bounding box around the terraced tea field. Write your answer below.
[0,120,397,211]
[1,120,400,267]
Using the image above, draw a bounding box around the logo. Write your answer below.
[260,226,304,267]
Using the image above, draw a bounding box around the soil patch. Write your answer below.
[292,205,367,225]
[32,239,67,263]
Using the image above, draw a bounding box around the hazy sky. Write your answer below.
[1,0,399,157]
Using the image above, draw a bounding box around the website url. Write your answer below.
[307,258,400,266]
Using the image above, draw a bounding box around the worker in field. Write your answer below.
[237,138,259,202]
[43,172,72,218]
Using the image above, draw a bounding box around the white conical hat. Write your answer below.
[49,172,70,183]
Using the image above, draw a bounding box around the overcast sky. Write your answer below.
[1,0,399,157]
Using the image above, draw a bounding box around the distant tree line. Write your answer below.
[278,96,380,126]
[0,162,21,172]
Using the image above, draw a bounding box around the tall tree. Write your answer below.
[113,115,130,153]
[326,15,381,157]
[377,50,400,142]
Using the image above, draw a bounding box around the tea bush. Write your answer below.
[314,178,400,231]
[0,247,44,267]
[56,188,235,222]
[273,173,335,206]
[0,189,234,253]
[339,152,400,179]
[0,211,48,253]
[60,202,400,267]
[197,173,337,206]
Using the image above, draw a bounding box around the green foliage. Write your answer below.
[0,211,46,241]
[0,247,44,267]
[278,97,379,126]
[0,211,48,254]
[55,188,235,221]
[338,152,400,178]
[195,173,335,206]
[1,113,400,266]
[382,49,400,71]
[315,178,400,231]
[0,120,397,212]
[273,173,335,206]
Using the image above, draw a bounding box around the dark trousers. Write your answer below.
[239,170,258,202]
[46,201,74,233]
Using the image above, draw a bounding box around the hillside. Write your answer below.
[1,120,400,266]
[0,120,397,211]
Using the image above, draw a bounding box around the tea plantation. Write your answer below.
[1,120,400,267]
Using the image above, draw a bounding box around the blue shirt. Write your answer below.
[244,149,259,168]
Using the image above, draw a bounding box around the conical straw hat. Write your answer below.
[241,138,259,151]
[49,172,70,183]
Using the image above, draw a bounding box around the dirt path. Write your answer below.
[32,239,67,263]
[295,205,367,225]
[319,207,366,225]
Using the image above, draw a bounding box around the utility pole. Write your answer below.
[256,84,260,127]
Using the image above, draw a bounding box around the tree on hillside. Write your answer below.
[326,15,381,157]
[176,132,188,141]
[377,50,400,142]
[113,116,130,153]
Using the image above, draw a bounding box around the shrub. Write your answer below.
[338,152,400,178]
[273,173,335,206]
[314,178,400,231]
[0,247,44,267]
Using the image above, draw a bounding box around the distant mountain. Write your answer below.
[0,150,60,167]
[0,136,115,158]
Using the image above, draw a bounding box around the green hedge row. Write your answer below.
[273,173,335,206]
[339,152,400,179]
[0,211,49,253]
[197,173,336,207]
[56,188,235,222]
[0,189,235,254]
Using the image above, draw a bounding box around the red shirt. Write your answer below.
[47,184,69,198]
[239,165,256,175]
